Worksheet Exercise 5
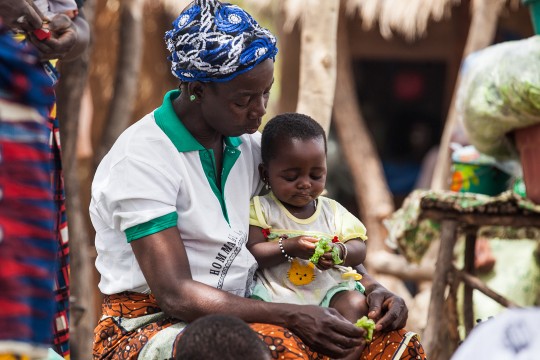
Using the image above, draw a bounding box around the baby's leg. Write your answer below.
[330,290,369,360]
[330,289,369,323]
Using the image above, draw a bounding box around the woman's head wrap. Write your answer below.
[165,0,278,83]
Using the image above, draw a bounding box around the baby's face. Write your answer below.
[266,136,327,210]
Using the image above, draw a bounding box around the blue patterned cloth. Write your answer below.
[0,24,57,354]
[165,0,278,82]
[0,26,55,114]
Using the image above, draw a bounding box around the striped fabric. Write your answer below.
[0,26,69,359]
[49,105,70,360]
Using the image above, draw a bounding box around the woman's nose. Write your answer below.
[249,95,267,118]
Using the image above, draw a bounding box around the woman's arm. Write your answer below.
[132,226,364,358]
[356,264,408,331]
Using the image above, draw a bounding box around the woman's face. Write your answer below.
[264,136,327,210]
[200,59,274,137]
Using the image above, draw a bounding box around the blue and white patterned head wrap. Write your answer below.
[165,0,278,82]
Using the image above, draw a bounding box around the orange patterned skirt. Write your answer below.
[93,293,427,360]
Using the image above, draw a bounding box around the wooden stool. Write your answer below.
[420,194,540,360]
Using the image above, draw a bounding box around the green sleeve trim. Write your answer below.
[125,212,178,242]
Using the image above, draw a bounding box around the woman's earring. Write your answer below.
[190,94,196,101]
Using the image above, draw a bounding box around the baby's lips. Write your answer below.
[34,28,51,41]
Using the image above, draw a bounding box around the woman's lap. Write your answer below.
[92,293,426,360]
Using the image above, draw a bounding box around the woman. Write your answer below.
[91,1,425,359]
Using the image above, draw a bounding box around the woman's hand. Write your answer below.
[27,13,89,61]
[287,305,366,358]
[0,0,43,33]
[27,14,77,60]
[361,274,408,332]
[366,286,408,331]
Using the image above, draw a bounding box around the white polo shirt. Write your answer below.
[90,90,262,296]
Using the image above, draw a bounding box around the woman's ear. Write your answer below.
[187,82,204,101]
[258,163,268,183]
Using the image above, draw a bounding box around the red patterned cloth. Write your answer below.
[93,293,427,360]
[0,26,58,359]
[0,25,69,359]
[49,103,70,359]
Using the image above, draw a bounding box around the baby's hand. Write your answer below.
[286,235,318,260]
[316,251,334,270]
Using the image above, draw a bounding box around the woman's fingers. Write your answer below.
[376,298,408,330]
[289,306,364,358]
[367,291,408,331]
[1,0,42,31]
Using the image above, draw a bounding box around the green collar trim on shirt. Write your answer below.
[198,144,241,224]
[154,89,243,224]
[154,90,243,152]
[154,90,204,152]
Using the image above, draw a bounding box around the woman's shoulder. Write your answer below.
[238,131,261,150]
[117,114,176,149]
[99,113,179,169]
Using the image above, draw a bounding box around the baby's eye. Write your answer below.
[282,176,297,182]
[311,174,323,180]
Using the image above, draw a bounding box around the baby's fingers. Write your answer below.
[317,255,333,270]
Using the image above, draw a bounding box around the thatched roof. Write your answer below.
[212,0,463,39]
[159,0,521,41]
[347,0,461,40]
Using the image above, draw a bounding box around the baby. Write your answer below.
[248,113,370,359]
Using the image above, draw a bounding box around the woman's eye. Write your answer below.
[234,97,250,107]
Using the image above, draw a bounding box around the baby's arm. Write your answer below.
[339,238,367,267]
[247,226,318,268]
[315,238,367,270]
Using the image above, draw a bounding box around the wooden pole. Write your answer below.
[423,219,458,360]
[295,0,339,135]
[94,0,144,165]
[463,226,478,336]
[333,15,394,254]
[430,0,506,190]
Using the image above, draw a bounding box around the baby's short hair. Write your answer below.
[174,314,270,360]
[261,112,327,163]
